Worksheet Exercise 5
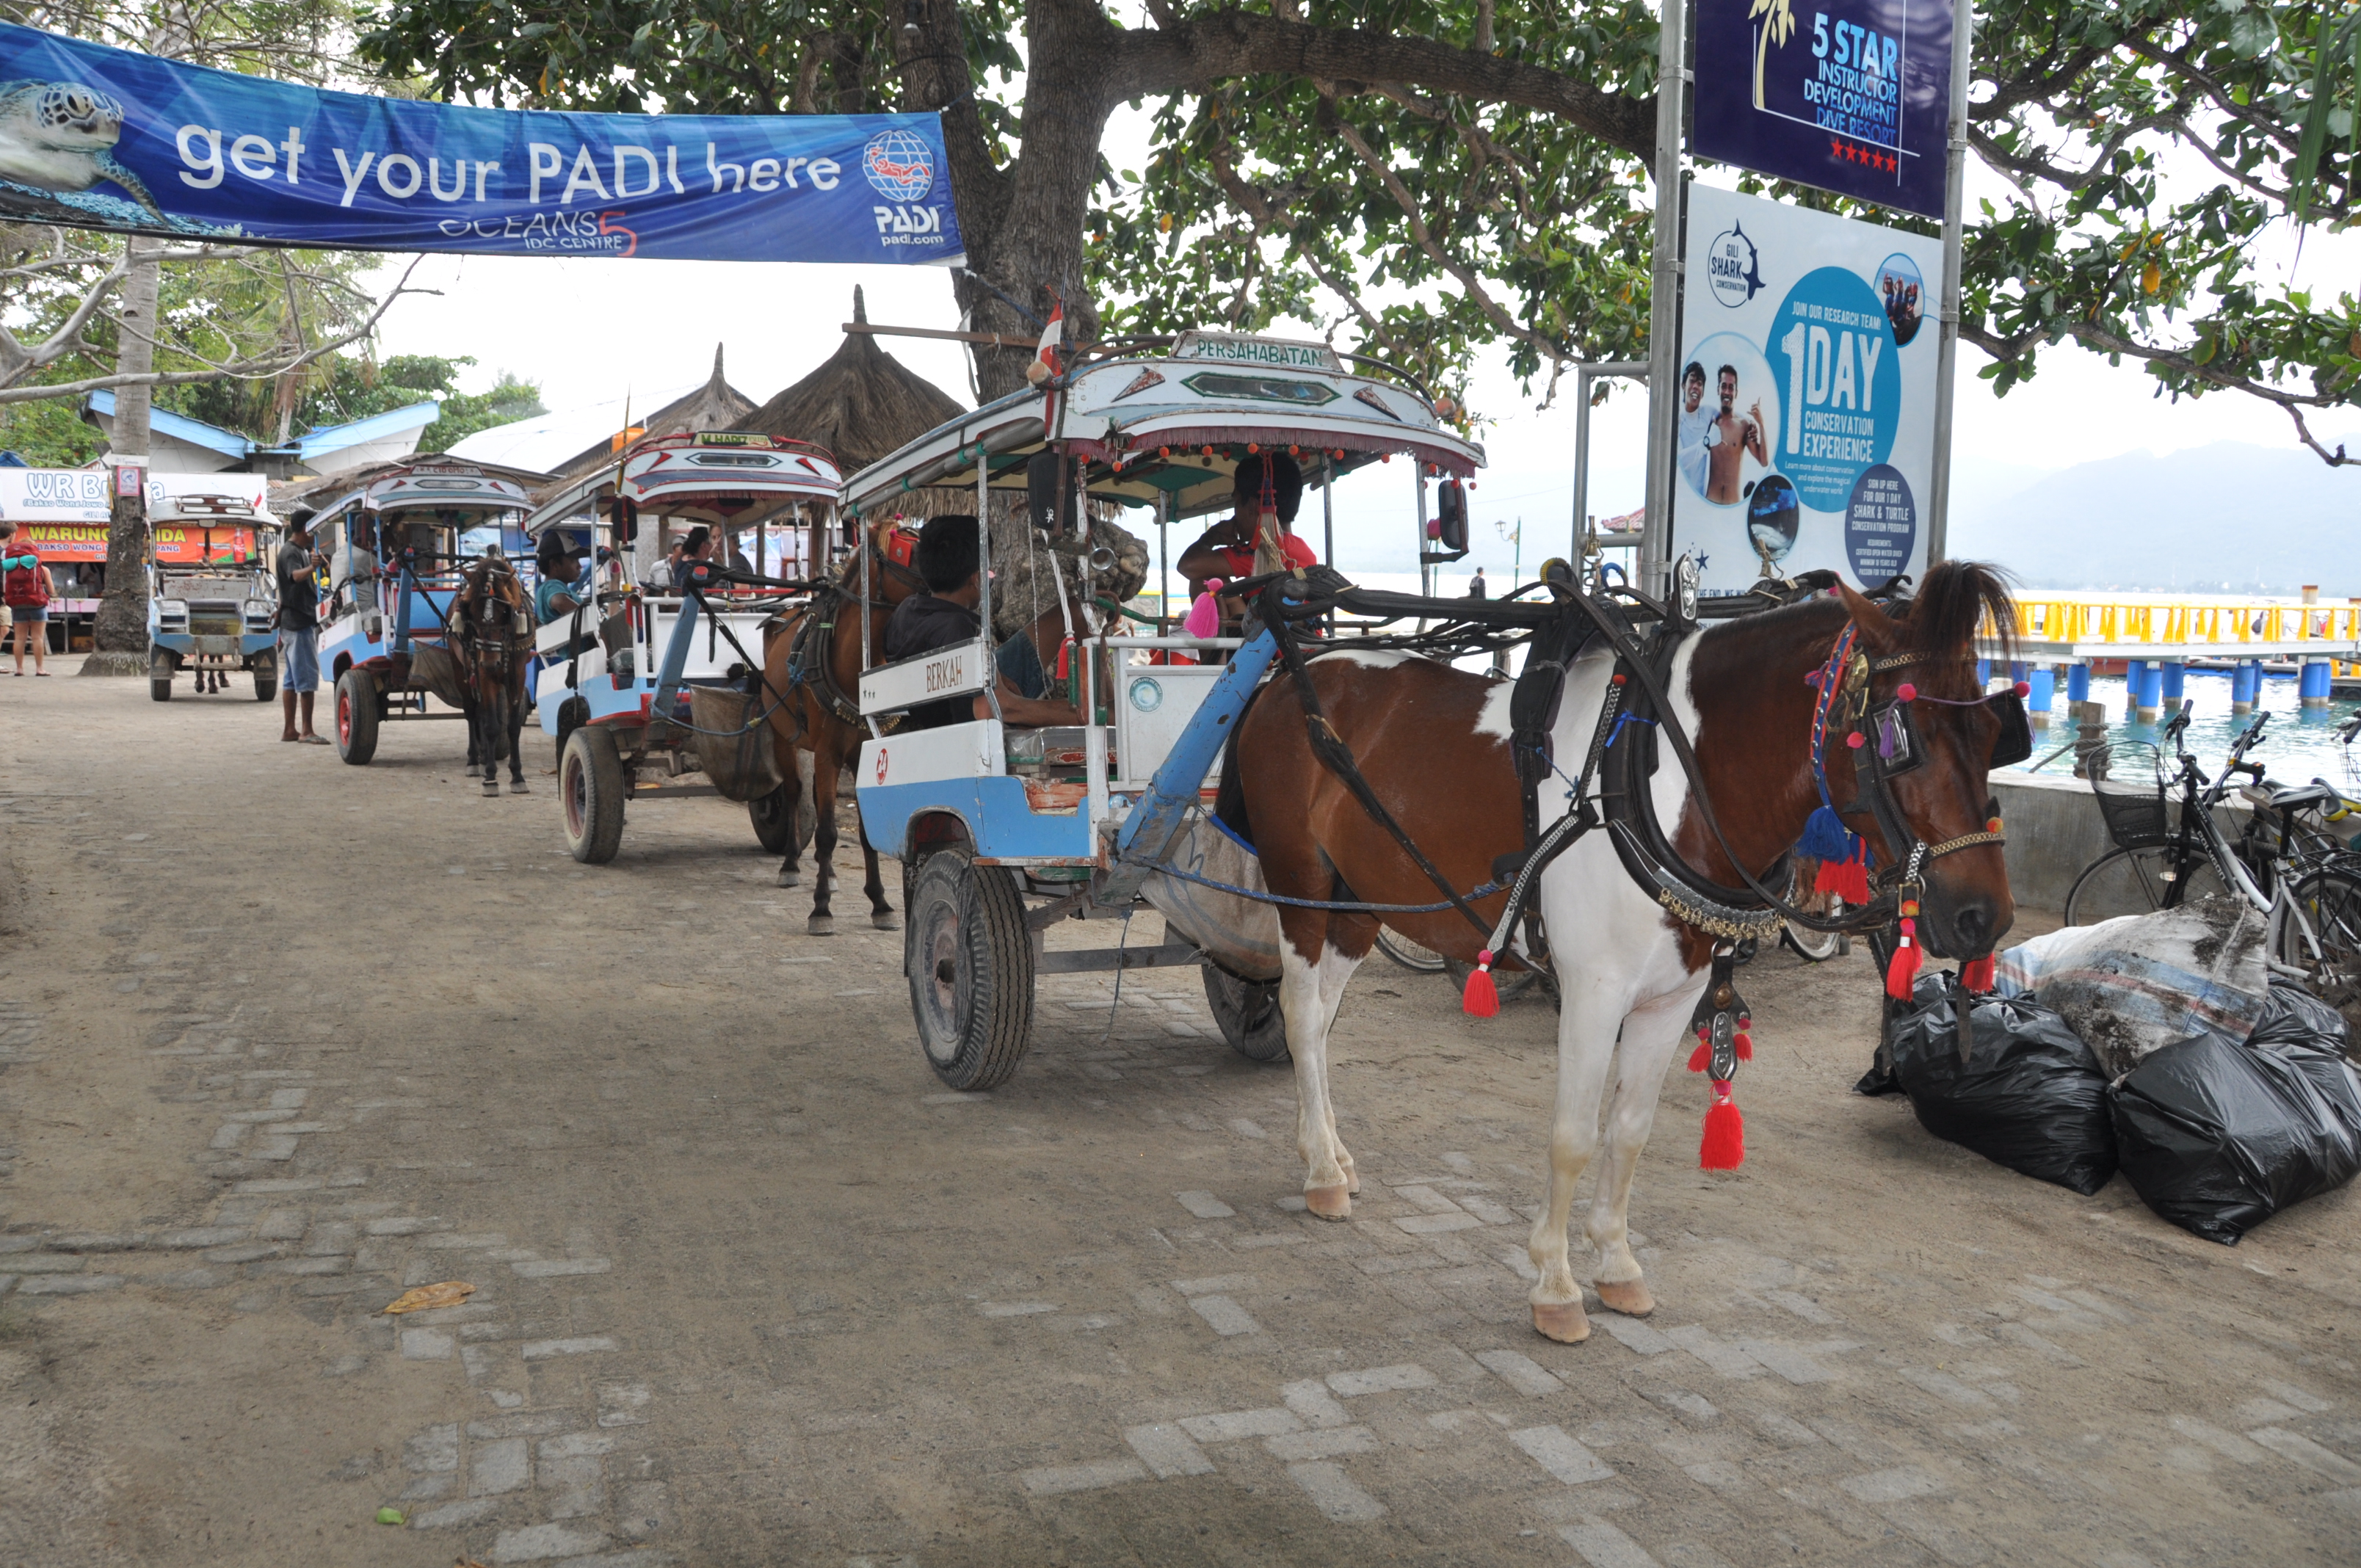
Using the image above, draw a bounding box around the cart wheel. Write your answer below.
[149,673,172,702]
[906,846,1034,1090]
[334,668,379,765]
[561,725,626,865]
[252,654,277,703]
[749,782,812,856]
[1203,965,1291,1061]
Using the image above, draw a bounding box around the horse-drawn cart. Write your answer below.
[527,431,840,864]
[841,331,1485,1089]
[145,490,279,702]
[306,458,540,766]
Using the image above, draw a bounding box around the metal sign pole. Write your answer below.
[1639,0,1691,597]
[1571,359,1648,562]
[1925,1,1976,567]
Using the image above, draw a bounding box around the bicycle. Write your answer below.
[2062,703,2361,992]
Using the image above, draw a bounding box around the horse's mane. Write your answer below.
[1890,559,2015,658]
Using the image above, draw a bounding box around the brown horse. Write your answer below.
[1220,562,2017,1343]
[452,551,534,796]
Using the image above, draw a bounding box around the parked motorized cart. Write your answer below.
[840,330,1487,1089]
[529,430,839,864]
[145,490,280,702]
[304,457,543,765]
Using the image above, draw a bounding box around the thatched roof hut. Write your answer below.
[744,288,968,516]
[535,343,756,497]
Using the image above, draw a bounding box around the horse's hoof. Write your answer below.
[1531,1301,1592,1343]
[807,915,835,936]
[1304,1183,1352,1219]
[482,782,500,796]
[509,780,530,794]
[871,912,899,931]
[1595,1278,1655,1318]
[777,868,801,888]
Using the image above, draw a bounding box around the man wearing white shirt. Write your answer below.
[1675,361,1712,497]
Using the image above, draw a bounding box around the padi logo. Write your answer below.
[1705,222,1765,308]
[862,127,935,201]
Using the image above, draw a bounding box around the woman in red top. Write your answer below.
[1176,454,1316,631]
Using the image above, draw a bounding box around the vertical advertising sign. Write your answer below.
[1691,0,1955,219]
[1670,186,1940,595]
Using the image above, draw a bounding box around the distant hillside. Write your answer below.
[1951,438,2361,595]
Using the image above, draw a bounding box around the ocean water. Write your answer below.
[2007,669,2361,792]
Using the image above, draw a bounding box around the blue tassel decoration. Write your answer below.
[1799,805,1857,863]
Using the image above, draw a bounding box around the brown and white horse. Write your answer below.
[453,553,535,796]
[1221,563,2017,1343]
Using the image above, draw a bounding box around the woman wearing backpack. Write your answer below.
[1,523,51,676]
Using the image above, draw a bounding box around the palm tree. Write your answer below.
[1752,0,1797,111]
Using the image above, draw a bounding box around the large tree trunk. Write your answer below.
[84,236,159,675]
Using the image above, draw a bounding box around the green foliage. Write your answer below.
[0,393,101,466]
[160,352,545,450]
[357,0,2361,455]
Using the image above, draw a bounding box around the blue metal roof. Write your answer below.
[294,399,441,458]
[85,390,251,458]
[83,393,440,462]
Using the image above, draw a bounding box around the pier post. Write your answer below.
[2026,666,2055,727]
[2132,660,2163,722]
[2067,662,2091,704]
[2232,658,2260,714]
[2159,660,2186,712]
[2302,657,2333,708]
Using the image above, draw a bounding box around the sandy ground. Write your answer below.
[1,658,2360,1567]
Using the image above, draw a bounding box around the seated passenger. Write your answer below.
[645,526,713,592]
[534,531,591,624]
[1176,452,1316,592]
[885,514,1081,730]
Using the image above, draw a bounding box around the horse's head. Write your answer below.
[1829,562,2020,960]
[860,518,928,606]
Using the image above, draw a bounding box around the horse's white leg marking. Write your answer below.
[1584,981,1706,1311]
[1281,941,1360,1216]
[1315,944,1363,1193]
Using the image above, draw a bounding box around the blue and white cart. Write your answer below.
[301,457,542,766]
[145,490,280,703]
[841,330,1486,1089]
[524,431,843,864]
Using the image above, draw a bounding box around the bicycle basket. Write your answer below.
[2091,743,2168,849]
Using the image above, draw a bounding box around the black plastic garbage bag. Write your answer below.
[1886,976,2118,1196]
[2110,991,2361,1244]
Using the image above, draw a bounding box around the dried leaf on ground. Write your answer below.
[380,1280,476,1315]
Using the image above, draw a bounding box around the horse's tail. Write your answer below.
[1211,673,1273,849]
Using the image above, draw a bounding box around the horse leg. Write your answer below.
[806,738,839,935]
[1524,985,1626,1343]
[507,683,530,792]
[477,700,499,796]
[1581,985,1703,1318]
[775,739,808,888]
[857,802,895,929]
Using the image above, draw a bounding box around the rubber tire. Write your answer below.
[2281,866,2361,990]
[334,668,380,765]
[1374,927,1448,973]
[749,782,814,857]
[2063,845,2227,926]
[906,847,1034,1091]
[561,724,627,865]
[1202,963,1291,1061]
[252,655,277,703]
[1782,920,1847,962]
[149,674,171,702]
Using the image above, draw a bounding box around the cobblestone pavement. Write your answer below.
[3,663,2360,1566]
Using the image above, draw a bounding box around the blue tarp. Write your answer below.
[0,22,963,264]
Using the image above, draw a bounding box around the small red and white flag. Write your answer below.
[1026,301,1064,385]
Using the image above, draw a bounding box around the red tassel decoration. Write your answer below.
[1686,1034,1712,1073]
[1885,907,1922,1001]
[1056,639,1073,682]
[1462,950,1501,1017]
[1815,850,1871,906]
[1960,954,1997,992]
[1734,1030,1754,1061]
[1700,1082,1746,1169]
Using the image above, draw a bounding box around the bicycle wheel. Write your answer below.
[2280,866,2361,992]
[1374,927,1448,973]
[2062,846,2228,926]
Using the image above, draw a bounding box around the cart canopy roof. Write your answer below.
[288,457,540,531]
[524,431,841,537]
[842,330,1485,524]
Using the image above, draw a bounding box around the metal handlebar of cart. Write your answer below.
[842,330,1486,1089]
[525,431,844,864]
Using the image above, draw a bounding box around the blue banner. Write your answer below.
[0,22,963,263]
[1690,0,1954,219]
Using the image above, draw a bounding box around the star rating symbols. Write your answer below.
[1827,138,1898,173]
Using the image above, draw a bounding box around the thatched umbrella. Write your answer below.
[746,288,965,508]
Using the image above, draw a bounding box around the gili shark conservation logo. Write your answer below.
[1704,220,1765,308]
